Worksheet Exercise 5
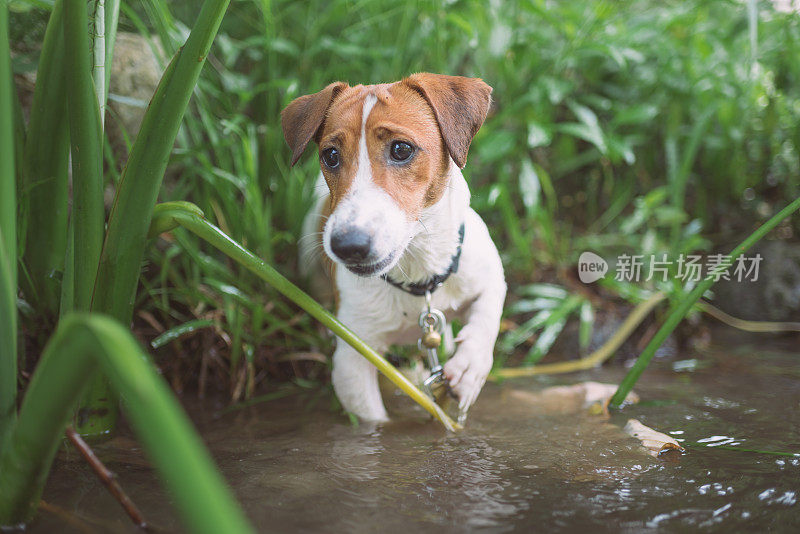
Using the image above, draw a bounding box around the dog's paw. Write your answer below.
[443,353,490,410]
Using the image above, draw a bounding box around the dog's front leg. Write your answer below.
[444,282,506,411]
[331,324,389,422]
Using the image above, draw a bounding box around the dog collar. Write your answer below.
[381,223,465,296]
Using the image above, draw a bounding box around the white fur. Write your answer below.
[322,94,413,272]
[302,94,506,422]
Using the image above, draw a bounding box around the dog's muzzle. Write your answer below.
[330,228,372,263]
[329,227,396,276]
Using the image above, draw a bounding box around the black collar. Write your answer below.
[381,223,465,296]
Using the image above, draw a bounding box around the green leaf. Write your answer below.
[500,309,553,352]
[19,0,69,316]
[516,283,568,300]
[64,0,104,312]
[560,101,608,155]
[518,159,541,214]
[611,104,659,128]
[150,318,216,349]
[527,121,552,148]
[524,295,583,364]
[506,297,560,315]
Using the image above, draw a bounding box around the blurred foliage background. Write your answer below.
[10,0,800,400]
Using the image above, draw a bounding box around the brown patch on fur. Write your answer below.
[402,73,492,169]
[314,82,453,221]
[281,81,348,166]
[281,73,491,225]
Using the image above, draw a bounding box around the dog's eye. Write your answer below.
[321,147,340,169]
[390,141,415,162]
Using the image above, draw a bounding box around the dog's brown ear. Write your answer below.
[403,73,492,168]
[281,82,348,166]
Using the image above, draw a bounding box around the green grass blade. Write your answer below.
[610,196,800,407]
[63,0,113,437]
[0,0,17,447]
[149,201,460,431]
[91,0,231,324]
[524,294,582,364]
[499,309,553,353]
[0,314,255,533]
[668,108,714,249]
[64,0,104,311]
[19,0,69,316]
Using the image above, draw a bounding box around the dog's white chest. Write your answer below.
[336,270,471,347]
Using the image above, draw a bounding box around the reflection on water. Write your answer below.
[30,341,800,533]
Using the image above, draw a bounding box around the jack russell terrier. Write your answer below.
[282,73,506,422]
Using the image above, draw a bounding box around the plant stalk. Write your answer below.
[64,0,116,438]
[64,0,104,312]
[0,0,17,447]
[19,0,70,317]
[65,426,148,528]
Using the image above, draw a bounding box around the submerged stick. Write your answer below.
[65,427,148,529]
[149,202,460,431]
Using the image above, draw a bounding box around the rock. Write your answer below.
[508,381,639,415]
[107,32,165,157]
[712,240,800,322]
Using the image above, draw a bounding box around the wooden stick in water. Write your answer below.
[65,426,148,529]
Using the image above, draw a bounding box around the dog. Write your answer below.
[282,73,506,422]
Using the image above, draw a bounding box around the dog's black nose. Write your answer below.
[330,229,372,263]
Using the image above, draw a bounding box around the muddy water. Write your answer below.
[31,339,800,533]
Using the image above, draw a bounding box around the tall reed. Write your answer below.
[0,0,16,448]
[19,0,69,318]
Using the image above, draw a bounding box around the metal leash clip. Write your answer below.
[418,291,447,399]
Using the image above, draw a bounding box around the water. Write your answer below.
[30,338,800,532]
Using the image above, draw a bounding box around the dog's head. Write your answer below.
[282,73,492,277]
